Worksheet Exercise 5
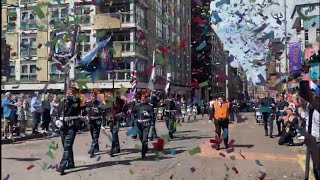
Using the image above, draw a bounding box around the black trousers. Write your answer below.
[276,117,284,135]
[110,120,120,152]
[278,130,295,145]
[165,115,175,138]
[89,119,102,153]
[262,112,274,135]
[137,121,151,157]
[60,125,77,168]
[149,117,157,140]
[42,109,51,131]
[214,119,229,147]
[32,112,41,133]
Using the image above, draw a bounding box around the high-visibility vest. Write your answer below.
[214,101,230,120]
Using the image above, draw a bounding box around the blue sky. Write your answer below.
[209,0,318,84]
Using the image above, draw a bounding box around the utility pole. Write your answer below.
[284,0,288,73]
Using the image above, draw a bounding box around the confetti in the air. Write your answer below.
[224,163,229,171]
[96,156,101,161]
[259,172,267,180]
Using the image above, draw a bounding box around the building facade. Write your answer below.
[1,0,191,94]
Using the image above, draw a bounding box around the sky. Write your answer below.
[209,0,318,84]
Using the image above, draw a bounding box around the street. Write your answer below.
[1,113,307,180]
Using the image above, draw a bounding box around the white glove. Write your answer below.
[59,117,63,121]
[55,120,63,128]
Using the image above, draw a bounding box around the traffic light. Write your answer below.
[1,41,11,77]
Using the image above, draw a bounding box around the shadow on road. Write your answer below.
[2,157,42,161]
[232,144,255,148]
[65,154,174,175]
[171,135,212,141]
[176,130,198,133]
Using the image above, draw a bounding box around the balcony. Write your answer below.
[113,41,148,58]
[75,69,131,82]
[93,13,122,30]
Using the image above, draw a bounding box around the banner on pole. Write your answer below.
[289,42,302,76]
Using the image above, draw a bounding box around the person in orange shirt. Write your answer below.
[209,95,231,150]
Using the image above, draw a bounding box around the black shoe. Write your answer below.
[215,145,220,151]
[66,164,75,169]
[110,149,115,157]
[56,166,66,175]
[169,133,174,139]
[90,154,95,158]
[270,135,274,138]
[116,148,120,154]
[265,133,268,136]
[132,135,137,139]
[141,151,146,159]
[88,149,93,154]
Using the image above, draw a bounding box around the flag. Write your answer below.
[130,59,138,94]
[77,36,112,67]
[147,51,156,91]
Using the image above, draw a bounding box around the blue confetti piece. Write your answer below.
[196,41,207,51]
[107,134,113,143]
[126,127,139,137]
[211,12,222,25]
[3,174,10,180]
[170,149,176,155]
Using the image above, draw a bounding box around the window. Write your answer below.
[50,6,68,26]
[78,30,92,55]
[156,0,163,15]
[136,5,147,29]
[100,4,130,22]
[20,35,37,57]
[156,17,163,39]
[7,65,16,82]
[7,8,17,31]
[21,10,37,30]
[49,62,64,82]
[75,6,91,24]
[305,30,309,41]
[20,63,37,82]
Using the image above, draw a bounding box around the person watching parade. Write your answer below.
[259,91,276,137]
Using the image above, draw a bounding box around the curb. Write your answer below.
[1,133,49,144]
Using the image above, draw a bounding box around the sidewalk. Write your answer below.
[1,128,51,144]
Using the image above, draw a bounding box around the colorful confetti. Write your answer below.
[219,152,226,158]
[26,164,35,170]
[232,167,239,174]
[188,147,201,156]
[230,155,236,161]
[224,163,229,171]
[129,168,134,174]
[170,149,176,155]
[96,156,101,161]
[126,127,139,137]
[239,150,245,159]
[210,138,222,144]
[3,174,10,180]
[152,139,165,151]
[259,172,267,180]
[228,139,235,147]
[226,147,234,153]
[170,174,173,179]
[255,160,264,166]
[190,167,196,173]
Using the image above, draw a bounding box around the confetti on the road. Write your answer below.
[210,138,222,144]
[239,150,246,159]
[190,167,196,173]
[37,43,43,48]
[211,143,219,149]
[170,174,173,179]
[188,147,201,156]
[230,155,236,161]
[255,160,264,166]
[224,174,229,180]
[96,156,101,161]
[219,152,226,158]
[161,134,171,143]
[259,172,267,180]
[226,147,234,153]
[232,167,239,174]
[170,149,176,155]
[152,139,165,151]
[126,127,139,137]
[47,149,55,159]
[228,139,235,147]
[224,163,229,171]
[26,165,35,170]
[3,174,10,180]
[129,168,134,174]
[41,162,48,170]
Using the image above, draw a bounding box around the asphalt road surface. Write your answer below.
[1,113,308,180]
